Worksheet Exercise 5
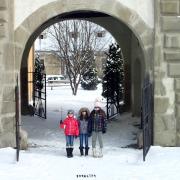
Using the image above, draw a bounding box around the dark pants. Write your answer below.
[66,135,74,148]
[79,134,88,148]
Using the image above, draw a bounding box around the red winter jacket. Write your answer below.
[60,116,79,136]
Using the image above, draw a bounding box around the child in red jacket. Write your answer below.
[60,109,79,158]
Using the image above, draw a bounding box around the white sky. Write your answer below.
[35,24,115,51]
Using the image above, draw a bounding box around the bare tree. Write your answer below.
[46,20,113,95]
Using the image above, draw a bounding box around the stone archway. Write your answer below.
[13,0,154,147]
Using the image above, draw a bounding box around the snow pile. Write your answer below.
[0,146,180,180]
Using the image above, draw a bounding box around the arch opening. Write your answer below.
[15,3,153,151]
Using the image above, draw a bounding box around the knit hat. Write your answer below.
[67,109,74,114]
[94,101,101,108]
[94,97,102,108]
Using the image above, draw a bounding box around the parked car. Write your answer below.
[46,75,69,84]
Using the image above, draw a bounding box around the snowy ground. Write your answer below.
[1,84,180,180]
[22,84,139,150]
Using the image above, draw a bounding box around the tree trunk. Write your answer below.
[73,83,79,95]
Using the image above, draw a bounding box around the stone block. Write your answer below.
[154,130,176,146]
[161,1,179,14]
[14,46,23,71]
[3,43,15,70]
[0,52,2,63]
[165,51,180,61]
[176,117,180,132]
[0,118,3,133]
[21,10,51,38]
[164,34,180,48]
[145,47,154,66]
[176,132,180,145]
[154,45,163,67]
[162,114,176,130]
[154,97,169,113]
[131,18,148,38]
[162,16,180,31]
[176,93,180,103]
[0,11,7,23]
[0,0,7,10]
[0,25,6,39]
[2,72,15,85]
[14,25,30,47]
[176,105,180,118]
[175,79,180,90]
[2,86,15,101]
[1,101,15,114]
[114,4,132,26]
[1,116,15,132]
[154,68,166,79]
[0,132,16,148]
[0,41,4,55]
[140,31,154,47]
[154,114,166,132]
[0,78,3,95]
[154,79,166,96]
[168,63,180,77]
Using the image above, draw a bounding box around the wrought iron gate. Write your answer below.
[33,57,46,119]
[142,75,153,161]
[28,57,47,119]
[106,98,119,120]
[15,76,20,161]
[33,72,46,119]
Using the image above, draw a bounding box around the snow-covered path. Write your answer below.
[22,112,139,155]
[22,84,140,154]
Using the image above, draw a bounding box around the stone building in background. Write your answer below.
[94,51,106,78]
[35,51,65,76]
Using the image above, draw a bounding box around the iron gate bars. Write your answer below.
[33,72,46,119]
[106,98,119,120]
[31,56,47,119]
[142,75,153,161]
[15,76,20,161]
[28,72,47,119]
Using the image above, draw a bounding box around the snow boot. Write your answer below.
[98,148,103,158]
[69,147,73,157]
[85,147,89,156]
[92,148,97,158]
[66,148,71,158]
[79,147,84,156]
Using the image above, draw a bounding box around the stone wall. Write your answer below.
[154,0,180,146]
[14,0,154,29]
[131,34,145,117]
[0,0,16,148]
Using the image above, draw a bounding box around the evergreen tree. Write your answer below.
[102,43,124,112]
[81,67,98,90]
[34,56,44,90]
